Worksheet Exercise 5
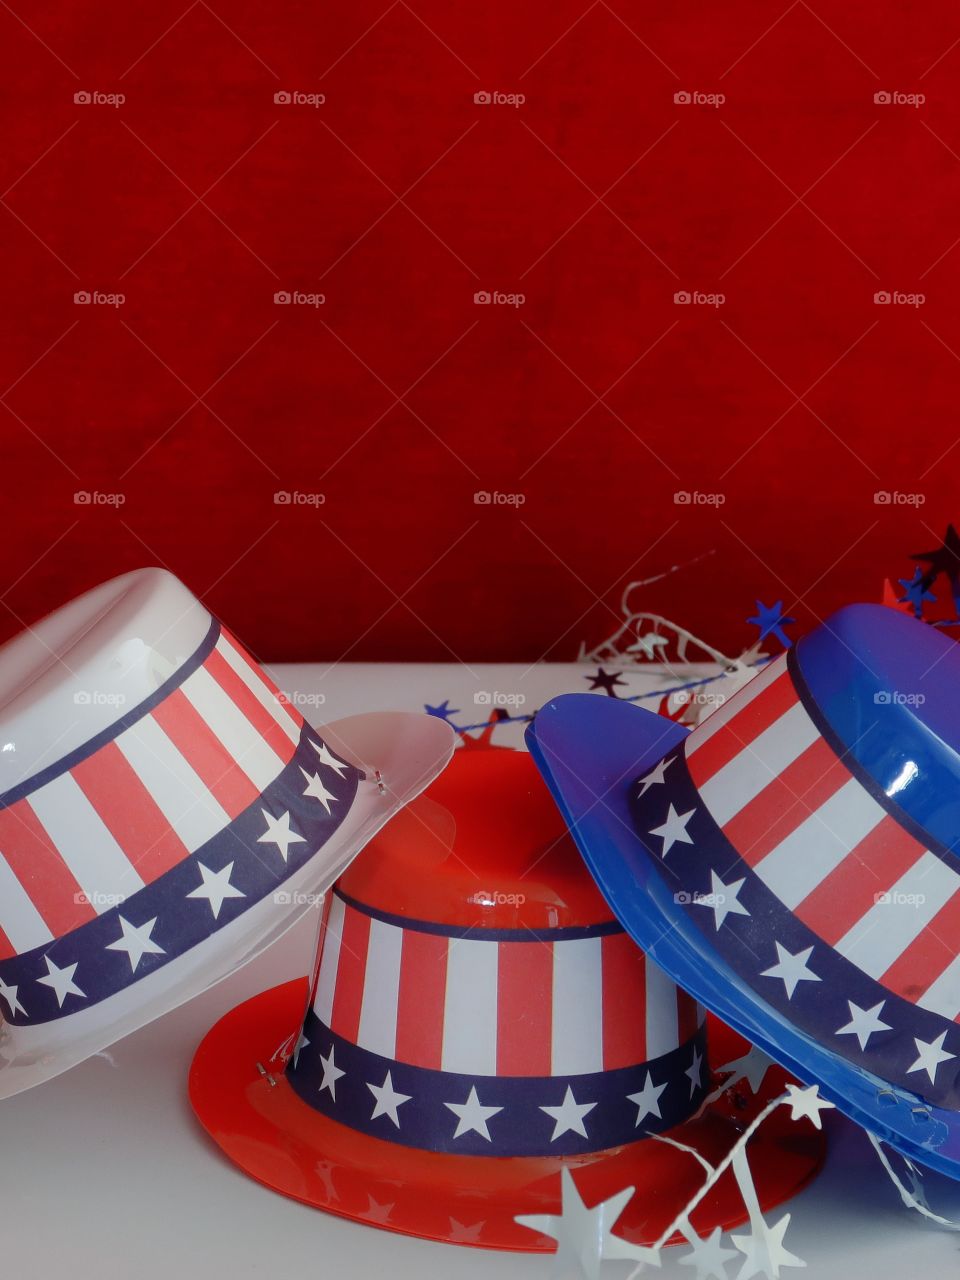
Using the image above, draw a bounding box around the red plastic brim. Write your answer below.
[189,979,825,1251]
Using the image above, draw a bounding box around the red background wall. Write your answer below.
[1,2,957,663]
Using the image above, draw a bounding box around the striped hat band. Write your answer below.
[0,620,362,1028]
[630,649,960,1110]
[285,889,708,1156]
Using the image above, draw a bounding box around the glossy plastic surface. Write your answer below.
[0,568,209,786]
[526,692,960,1180]
[795,603,960,853]
[190,978,824,1251]
[338,748,615,931]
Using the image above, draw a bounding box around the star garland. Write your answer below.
[423,658,772,741]
[512,1063,828,1280]
[867,1133,960,1231]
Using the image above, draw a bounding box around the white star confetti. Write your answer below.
[782,1083,834,1130]
[515,1168,655,1279]
[711,1044,775,1098]
[730,1144,805,1279]
[679,1225,739,1279]
[731,1212,804,1280]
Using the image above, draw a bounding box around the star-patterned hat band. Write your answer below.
[630,647,960,1111]
[283,890,709,1156]
[0,618,363,1029]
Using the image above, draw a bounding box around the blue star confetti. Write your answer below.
[747,600,796,649]
[897,568,936,619]
[424,700,460,723]
[912,523,960,610]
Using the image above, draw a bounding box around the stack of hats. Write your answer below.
[8,573,958,1253]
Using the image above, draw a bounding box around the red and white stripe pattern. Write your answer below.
[0,627,303,961]
[311,892,702,1077]
[686,654,960,1021]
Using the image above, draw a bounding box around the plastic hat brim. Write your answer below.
[526,693,960,1180]
[0,711,454,1100]
[189,978,823,1251]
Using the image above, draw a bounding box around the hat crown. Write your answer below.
[795,603,960,856]
[338,749,616,932]
[286,750,708,1158]
[620,621,960,1112]
[0,568,209,791]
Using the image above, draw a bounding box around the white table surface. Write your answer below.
[3,661,960,1280]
